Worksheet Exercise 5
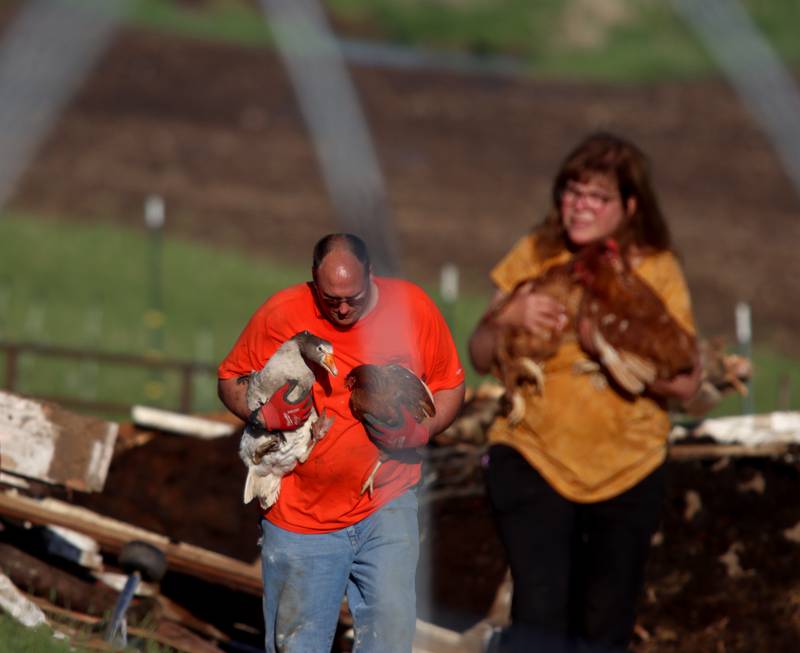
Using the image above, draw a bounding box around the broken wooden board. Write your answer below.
[0,391,117,492]
[0,491,262,595]
[32,597,227,653]
[0,570,48,628]
[131,405,236,439]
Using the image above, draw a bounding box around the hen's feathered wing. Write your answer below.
[576,243,695,394]
[348,363,435,425]
[346,363,435,497]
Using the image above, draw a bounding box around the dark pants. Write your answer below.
[485,445,665,653]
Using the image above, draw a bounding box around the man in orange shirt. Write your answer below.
[218,233,465,653]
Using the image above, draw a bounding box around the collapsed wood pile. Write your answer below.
[2,382,800,652]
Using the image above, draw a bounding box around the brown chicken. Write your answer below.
[488,260,583,424]
[681,336,752,416]
[345,363,435,496]
[699,336,751,396]
[575,239,697,395]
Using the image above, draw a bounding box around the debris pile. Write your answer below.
[3,387,800,651]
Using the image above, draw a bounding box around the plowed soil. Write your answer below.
[8,26,800,358]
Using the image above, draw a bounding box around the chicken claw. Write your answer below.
[311,409,334,442]
[360,457,384,498]
[505,357,545,425]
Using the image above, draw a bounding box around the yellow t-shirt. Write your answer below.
[487,234,696,503]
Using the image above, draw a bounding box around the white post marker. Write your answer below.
[144,194,166,399]
[735,301,754,415]
[440,263,459,327]
[144,194,165,231]
[440,263,459,303]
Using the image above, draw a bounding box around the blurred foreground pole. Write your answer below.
[0,0,125,212]
[144,195,165,400]
[671,0,800,197]
[735,301,754,415]
[258,0,399,275]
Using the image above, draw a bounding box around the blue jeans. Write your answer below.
[260,491,419,653]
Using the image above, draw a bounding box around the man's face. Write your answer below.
[313,251,373,329]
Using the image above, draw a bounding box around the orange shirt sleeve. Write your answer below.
[218,287,306,380]
[415,287,464,393]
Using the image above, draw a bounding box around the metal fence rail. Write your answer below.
[0,340,216,415]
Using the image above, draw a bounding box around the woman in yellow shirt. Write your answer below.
[469,133,701,652]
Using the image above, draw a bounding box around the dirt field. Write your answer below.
[8,26,800,358]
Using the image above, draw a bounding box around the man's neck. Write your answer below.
[361,279,380,318]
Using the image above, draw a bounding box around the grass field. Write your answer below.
[127,0,800,81]
[1,213,798,417]
[0,612,172,653]
[0,616,75,653]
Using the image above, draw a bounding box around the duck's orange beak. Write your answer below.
[322,353,338,377]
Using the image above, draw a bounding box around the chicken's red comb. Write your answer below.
[604,238,619,254]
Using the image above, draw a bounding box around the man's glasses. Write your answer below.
[561,184,620,211]
[314,283,369,309]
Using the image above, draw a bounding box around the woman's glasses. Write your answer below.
[561,184,620,211]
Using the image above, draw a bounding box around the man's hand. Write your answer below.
[362,406,430,449]
[259,381,312,431]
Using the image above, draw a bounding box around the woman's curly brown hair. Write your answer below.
[535,132,672,259]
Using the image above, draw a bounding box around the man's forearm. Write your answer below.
[427,382,466,436]
[469,320,497,375]
[217,377,251,421]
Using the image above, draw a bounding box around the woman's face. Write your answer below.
[560,172,635,246]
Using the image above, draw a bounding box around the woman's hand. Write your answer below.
[647,360,703,401]
[647,342,702,401]
[503,290,567,337]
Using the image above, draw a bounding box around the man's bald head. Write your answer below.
[312,233,370,276]
[311,233,375,329]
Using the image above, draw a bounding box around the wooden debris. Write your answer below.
[156,593,229,642]
[737,471,766,495]
[0,570,48,627]
[669,442,793,461]
[0,491,262,594]
[0,542,121,617]
[685,411,800,446]
[718,542,753,579]
[0,391,117,491]
[43,525,103,570]
[783,521,800,544]
[35,597,226,653]
[683,490,702,521]
[413,619,466,653]
[131,405,236,439]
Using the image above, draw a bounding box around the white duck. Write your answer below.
[238,331,337,509]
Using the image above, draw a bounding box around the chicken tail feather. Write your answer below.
[618,350,657,385]
[592,329,645,394]
[243,470,281,508]
[507,391,526,426]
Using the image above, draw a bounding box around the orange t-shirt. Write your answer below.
[218,277,464,533]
